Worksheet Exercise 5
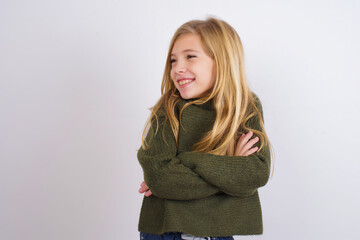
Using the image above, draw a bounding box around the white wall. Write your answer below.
[1,0,359,239]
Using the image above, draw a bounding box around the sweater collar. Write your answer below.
[179,98,215,111]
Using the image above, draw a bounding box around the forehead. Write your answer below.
[171,33,204,55]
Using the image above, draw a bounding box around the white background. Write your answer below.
[1,0,359,239]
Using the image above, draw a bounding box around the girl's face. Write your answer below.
[170,33,216,100]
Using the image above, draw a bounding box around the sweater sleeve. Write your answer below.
[177,96,271,197]
[137,109,220,200]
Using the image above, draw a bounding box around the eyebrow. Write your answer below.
[170,49,200,56]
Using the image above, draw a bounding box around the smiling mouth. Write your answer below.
[178,78,195,86]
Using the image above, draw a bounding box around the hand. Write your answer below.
[139,181,153,197]
[235,131,259,156]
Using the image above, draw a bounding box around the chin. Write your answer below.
[178,90,202,100]
[180,95,191,100]
[181,95,200,100]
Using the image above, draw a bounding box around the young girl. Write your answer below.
[137,17,272,240]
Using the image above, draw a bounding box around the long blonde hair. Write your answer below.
[141,17,274,177]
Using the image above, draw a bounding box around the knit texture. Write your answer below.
[137,93,271,237]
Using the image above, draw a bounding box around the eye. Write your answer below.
[170,55,196,64]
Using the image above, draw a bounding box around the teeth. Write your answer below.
[179,79,193,86]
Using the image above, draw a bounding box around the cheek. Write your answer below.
[170,70,175,81]
[201,64,215,83]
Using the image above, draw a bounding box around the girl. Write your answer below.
[137,17,273,240]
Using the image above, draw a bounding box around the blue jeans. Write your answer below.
[139,231,234,240]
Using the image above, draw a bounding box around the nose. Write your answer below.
[173,59,187,74]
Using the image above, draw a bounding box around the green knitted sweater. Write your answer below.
[137,94,271,237]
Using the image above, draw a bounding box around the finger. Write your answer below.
[141,181,149,190]
[239,133,245,140]
[236,131,254,155]
[243,146,259,156]
[240,137,259,156]
[139,181,149,193]
[235,133,247,154]
[144,190,153,197]
[243,131,254,142]
[242,136,259,153]
[139,186,146,193]
[238,131,253,147]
